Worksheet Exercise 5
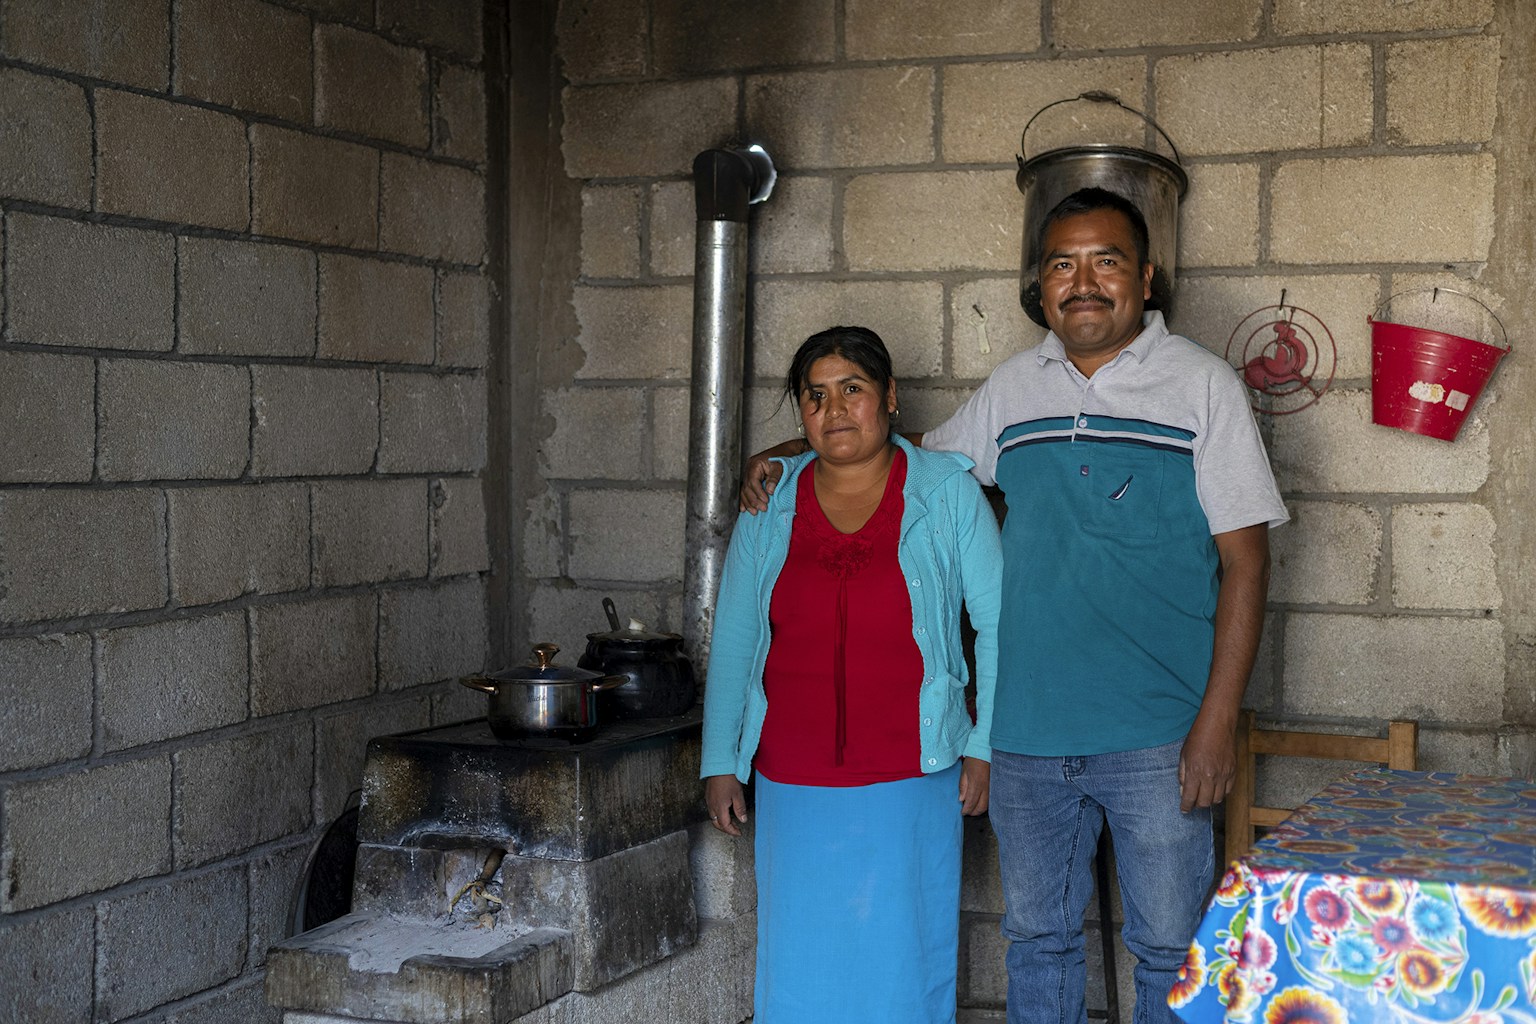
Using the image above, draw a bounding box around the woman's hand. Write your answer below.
[704,774,749,836]
[959,757,990,816]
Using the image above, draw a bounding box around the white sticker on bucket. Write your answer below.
[1409,381,1445,404]
[1447,390,1470,411]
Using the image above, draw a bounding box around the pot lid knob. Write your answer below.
[532,642,560,670]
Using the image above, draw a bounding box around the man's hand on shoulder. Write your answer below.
[738,440,805,514]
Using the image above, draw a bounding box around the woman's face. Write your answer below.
[797,353,897,466]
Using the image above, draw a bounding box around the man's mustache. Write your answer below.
[1060,293,1113,311]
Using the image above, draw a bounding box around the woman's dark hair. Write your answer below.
[784,326,895,404]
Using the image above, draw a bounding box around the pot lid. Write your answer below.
[484,643,605,686]
[588,597,682,643]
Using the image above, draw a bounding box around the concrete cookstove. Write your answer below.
[265,709,706,1023]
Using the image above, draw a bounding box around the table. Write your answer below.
[1171,768,1536,1024]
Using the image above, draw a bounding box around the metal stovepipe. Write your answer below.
[682,145,775,689]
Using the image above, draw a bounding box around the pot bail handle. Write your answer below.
[1020,91,1183,166]
[1369,286,1509,353]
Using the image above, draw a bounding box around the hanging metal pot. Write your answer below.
[578,598,697,720]
[460,643,625,740]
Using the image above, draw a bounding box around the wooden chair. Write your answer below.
[1225,709,1419,865]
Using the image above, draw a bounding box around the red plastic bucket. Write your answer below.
[1369,289,1508,442]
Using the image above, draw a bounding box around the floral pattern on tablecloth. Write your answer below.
[1173,769,1536,1024]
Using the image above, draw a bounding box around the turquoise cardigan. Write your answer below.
[700,435,1003,783]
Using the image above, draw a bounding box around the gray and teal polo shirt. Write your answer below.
[925,312,1289,757]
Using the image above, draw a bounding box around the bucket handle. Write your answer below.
[1020,91,1183,166]
[1370,287,1510,353]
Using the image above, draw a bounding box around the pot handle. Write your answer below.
[460,675,497,694]
[1020,91,1183,166]
[591,676,628,692]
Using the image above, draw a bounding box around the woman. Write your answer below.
[701,326,1003,1024]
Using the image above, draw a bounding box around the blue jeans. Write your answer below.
[989,740,1213,1024]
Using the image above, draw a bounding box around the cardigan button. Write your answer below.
[911,578,921,587]
[927,758,938,766]
[923,717,933,726]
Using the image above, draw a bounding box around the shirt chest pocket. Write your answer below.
[1073,446,1166,541]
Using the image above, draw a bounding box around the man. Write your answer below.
[740,187,1288,1024]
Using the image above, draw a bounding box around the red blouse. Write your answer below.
[754,449,924,786]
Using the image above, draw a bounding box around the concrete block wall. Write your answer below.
[0,1,491,1020]
[548,0,1536,1018]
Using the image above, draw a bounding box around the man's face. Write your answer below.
[1038,208,1155,369]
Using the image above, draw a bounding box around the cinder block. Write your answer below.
[169,483,309,605]
[1418,724,1502,776]
[379,153,486,264]
[174,724,313,866]
[1391,503,1500,611]
[1176,162,1260,268]
[1269,389,1490,495]
[98,358,250,481]
[581,185,643,279]
[96,867,248,1021]
[252,365,379,477]
[0,66,91,207]
[527,585,674,663]
[378,371,488,472]
[1268,501,1381,606]
[313,698,431,823]
[1172,274,1378,380]
[174,0,312,121]
[562,79,738,178]
[313,478,429,586]
[99,612,248,751]
[646,181,694,278]
[0,350,94,483]
[1283,612,1504,722]
[252,125,380,250]
[0,0,168,89]
[960,913,1008,1007]
[746,67,933,169]
[652,0,833,74]
[688,822,755,921]
[943,58,1147,166]
[1386,36,1500,146]
[0,906,94,1024]
[1156,45,1372,156]
[378,578,489,690]
[1274,0,1493,34]
[1384,273,1507,347]
[898,385,977,436]
[161,977,280,1024]
[742,383,808,457]
[573,286,688,381]
[752,280,945,380]
[0,633,92,772]
[96,89,249,230]
[380,0,483,60]
[960,815,1003,914]
[438,271,490,368]
[0,489,166,623]
[431,476,490,577]
[317,23,430,148]
[433,680,485,725]
[521,488,564,582]
[847,0,1039,58]
[0,756,172,912]
[318,253,436,364]
[949,277,1045,380]
[291,0,374,25]
[249,840,313,971]
[179,237,316,358]
[1271,155,1496,265]
[567,489,685,584]
[251,594,378,716]
[750,175,835,275]
[556,0,648,82]
[540,387,647,479]
[434,61,487,163]
[844,170,1021,272]
[652,387,689,483]
[4,213,173,352]
[1054,0,1260,47]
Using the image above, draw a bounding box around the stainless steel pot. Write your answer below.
[460,643,625,741]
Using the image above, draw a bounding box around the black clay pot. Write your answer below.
[577,598,697,720]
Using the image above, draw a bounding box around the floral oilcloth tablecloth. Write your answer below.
[1171,768,1536,1024]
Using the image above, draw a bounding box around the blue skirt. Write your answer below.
[754,765,962,1024]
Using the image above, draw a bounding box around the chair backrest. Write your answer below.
[1225,709,1419,865]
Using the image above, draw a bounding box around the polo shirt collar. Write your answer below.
[1037,310,1170,367]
